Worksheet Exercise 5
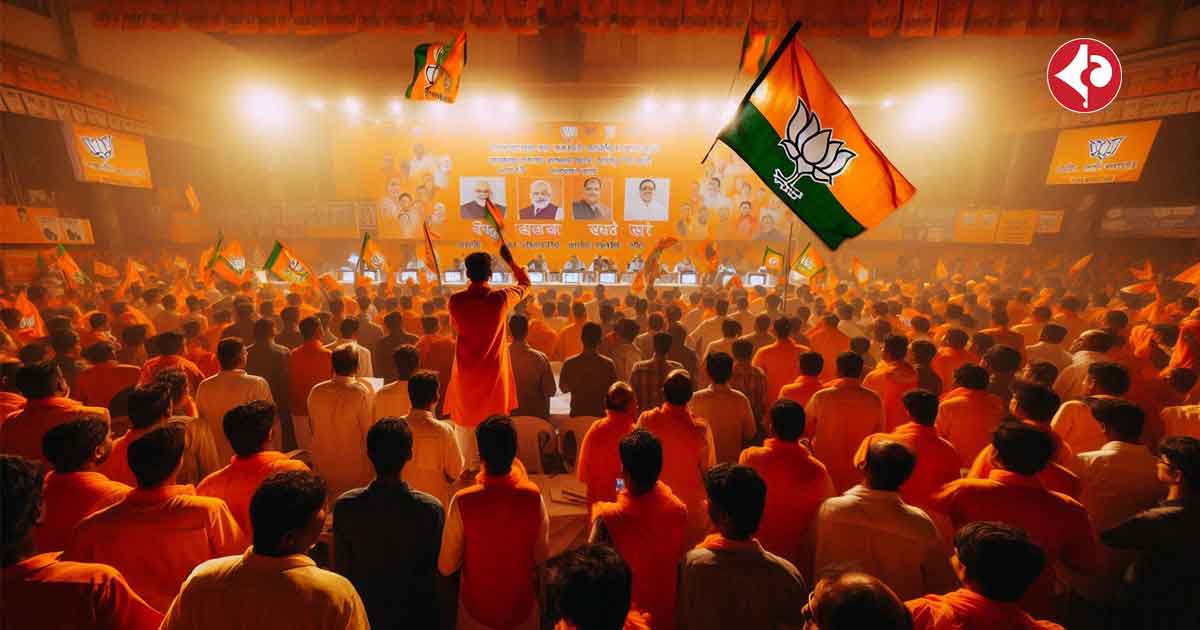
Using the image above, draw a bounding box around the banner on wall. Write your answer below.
[0,206,95,245]
[1099,206,1200,239]
[1045,120,1161,185]
[62,123,154,189]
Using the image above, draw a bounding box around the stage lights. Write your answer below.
[342,97,362,118]
[388,100,403,115]
[240,85,292,130]
[308,97,325,111]
[902,85,964,133]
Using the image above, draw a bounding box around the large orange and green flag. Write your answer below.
[42,245,89,287]
[762,246,785,275]
[264,240,317,287]
[711,23,916,249]
[739,27,774,77]
[405,32,467,103]
[210,239,251,285]
[792,241,825,278]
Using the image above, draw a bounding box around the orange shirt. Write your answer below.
[137,354,205,391]
[197,451,309,537]
[201,325,225,356]
[807,323,851,381]
[930,470,1098,619]
[416,333,455,409]
[0,397,111,464]
[552,320,586,361]
[0,391,25,418]
[1,552,162,630]
[739,438,834,568]
[525,319,559,358]
[455,471,545,629]
[74,362,140,408]
[636,403,716,543]
[778,375,824,412]
[855,423,960,510]
[981,326,1027,362]
[65,484,245,612]
[752,338,809,404]
[806,378,885,492]
[967,421,1080,498]
[445,274,530,428]
[1053,312,1089,346]
[936,389,1007,467]
[288,339,332,416]
[907,588,1064,630]
[591,482,689,630]
[185,342,219,377]
[97,427,152,487]
[863,360,920,431]
[575,410,637,506]
[1169,315,1200,370]
[931,347,975,393]
[34,471,132,552]
[401,309,422,336]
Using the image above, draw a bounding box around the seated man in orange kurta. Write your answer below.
[1,455,162,630]
[863,334,920,431]
[197,400,308,537]
[907,521,1065,630]
[0,362,111,465]
[34,416,132,553]
[590,428,688,630]
[66,422,245,612]
[443,246,531,471]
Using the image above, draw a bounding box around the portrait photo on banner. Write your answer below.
[517,176,565,222]
[623,177,670,222]
[570,176,614,221]
[459,176,507,220]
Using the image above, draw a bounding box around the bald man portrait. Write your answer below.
[519,180,562,221]
[460,178,506,219]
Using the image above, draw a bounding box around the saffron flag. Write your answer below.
[702,239,720,273]
[116,258,145,297]
[45,245,89,287]
[210,240,251,285]
[1128,261,1154,280]
[851,258,870,285]
[13,291,46,340]
[935,258,949,280]
[713,23,916,249]
[739,27,773,77]
[1067,254,1093,278]
[484,198,505,233]
[94,260,119,279]
[318,273,340,294]
[358,233,392,288]
[405,32,468,103]
[1175,260,1200,285]
[1120,281,1158,295]
[762,246,785,274]
[793,241,825,277]
[185,184,201,214]
[264,240,316,287]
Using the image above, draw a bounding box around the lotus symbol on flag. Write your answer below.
[19,314,35,330]
[774,98,856,200]
[229,257,246,273]
[287,258,307,278]
[1087,136,1125,161]
[370,253,386,269]
[82,135,114,163]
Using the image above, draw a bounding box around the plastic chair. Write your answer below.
[557,415,600,470]
[511,415,558,474]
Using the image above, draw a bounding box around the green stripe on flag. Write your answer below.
[718,104,865,249]
[263,241,283,271]
[405,44,431,99]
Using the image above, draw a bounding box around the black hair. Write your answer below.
[731,339,754,361]
[14,362,60,399]
[1088,362,1130,395]
[128,422,187,487]
[250,470,327,555]
[509,314,529,340]
[581,322,603,349]
[954,364,989,390]
[769,399,805,441]
[392,345,420,381]
[1160,436,1200,489]
[217,338,244,370]
[223,400,276,457]
[1012,383,1060,423]
[42,415,109,472]
[705,352,733,385]
[798,352,824,377]
[704,464,766,540]
[836,352,865,379]
[1,455,43,549]
[127,384,171,429]
[864,439,916,491]
[408,370,440,409]
[477,415,518,475]
[618,429,662,492]
[662,370,693,406]
[954,522,1046,603]
[299,316,321,340]
[902,389,939,426]
[465,252,492,283]
[331,346,359,376]
[992,422,1054,476]
[367,418,413,476]
[546,543,633,630]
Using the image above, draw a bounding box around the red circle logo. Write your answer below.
[1046,38,1122,113]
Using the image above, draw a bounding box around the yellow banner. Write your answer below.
[1045,120,1161,185]
[952,209,999,244]
[63,123,154,188]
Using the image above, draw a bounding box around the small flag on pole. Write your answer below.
[405,32,468,103]
[185,184,201,214]
[358,233,392,290]
[762,246,785,275]
[851,258,870,285]
[1067,254,1093,278]
[423,222,442,286]
[793,241,825,277]
[14,291,46,340]
[739,27,773,77]
[94,260,119,279]
[264,240,317,287]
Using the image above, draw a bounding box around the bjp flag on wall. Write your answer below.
[405,31,467,103]
[47,244,89,287]
[357,232,392,289]
[713,23,916,249]
[264,240,317,287]
[762,246,785,275]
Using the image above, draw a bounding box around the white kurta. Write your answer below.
[306,376,374,500]
[195,369,276,465]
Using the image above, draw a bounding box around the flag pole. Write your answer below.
[782,222,794,313]
[423,221,443,288]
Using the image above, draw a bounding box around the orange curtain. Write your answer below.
[899,0,938,37]
[506,0,541,34]
[936,0,969,36]
[869,0,902,38]
[224,0,259,35]
[470,0,506,31]
[578,0,615,31]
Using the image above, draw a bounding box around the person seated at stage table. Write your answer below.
[526,254,549,273]
[562,255,585,273]
[674,257,697,274]
[1,455,162,630]
[626,254,644,273]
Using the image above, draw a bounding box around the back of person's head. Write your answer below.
[154,369,189,407]
[127,384,171,429]
[662,369,693,406]
[223,400,276,458]
[122,324,148,347]
[909,340,937,365]
[954,522,1046,603]
[217,338,244,370]
[128,422,186,488]
[983,345,1021,375]
[1166,368,1199,396]
[772,317,792,341]
[571,301,588,322]
[547,543,633,630]
[882,334,908,361]
[835,352,865,379]
[651,332,673,356]
[705,352,733,385]
[339,317,360,340]
[902,389,939,426]
[1087,361,1130,395]
[864,438,916,491]
[1011,382,1060,423]
[400,368,439,408]
[849,336,871,355]
[1104,310,1129,330]
[704,463,766,540]
[809,571,912,630]
[1091,399,1144,443]
[619,429,662,493]
[1078,330,1116,353]
[798,351,824,377]
[1159,436,1200,489]
[822,313,840,329]
[509,314,529,341]
[331,346,359,377]
[720,319,742,340]
[476,415,518,475]
[1022,361,1059,388]
[2,454,44,552]
[367,418,413,477]
[464,251,492,282]
[769,399,805,440]
[945,328,968,349]
[253,318,274,341]
[49,330,79,355]
[970,332,994,355]
[392,345,420,381]
[954,364,989,390]
[542,301,556,318]
[421,316,439,335]
[42,415,110,473]
[280,306,299,325]
[14,362,59,399]
[157,331,185,355]
[992,421,1054,476]
[910,316,930,334]
[752,314,770,334]
[299,316,321,341]
[731,339,754,361]
[250,470,327,556]
[604,381,635,414]
[581,322,603,349]
[88,311,109,330]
